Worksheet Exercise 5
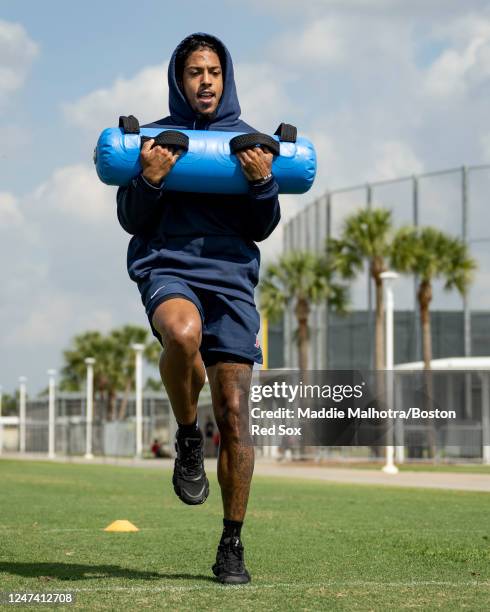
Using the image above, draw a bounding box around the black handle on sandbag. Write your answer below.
[119,115,140,134]
[274,122,297,143]
[140,130,190,152]
[229,132,280,156]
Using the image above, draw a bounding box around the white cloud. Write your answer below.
[373,141,423,180]
[247,0,471,19]
[63,63,168,136]
[424,16,490,97]
[4,293,74,346]
[257,193,315,269]
[33,163,115,223]
[0,19,38,98]
[0,124,32,157]
[269,9,417,76]
[424,50,471,97]
[3,291,116,347]
[271,18,344,67]
[302,130,336,195]
[0,160,135,385]
[480,131,490,161]
[235,62,294,130]
[0,192,23,228]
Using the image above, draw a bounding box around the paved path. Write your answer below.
[255,462,490,492]
[1,453,489,492]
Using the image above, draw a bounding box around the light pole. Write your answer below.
[84,358,95,459]
[47,369,56,459]
[480,372,490,465]
[19,376,27,454]
[132,344,144,458]
[380,271,399,474]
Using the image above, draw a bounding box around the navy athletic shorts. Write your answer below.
[138,275,263,368]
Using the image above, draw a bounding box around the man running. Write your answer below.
[117,32,280,584]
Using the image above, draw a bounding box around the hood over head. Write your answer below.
[167,32,242,130]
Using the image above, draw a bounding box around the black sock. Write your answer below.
[222,518,243,540]
[177,417,200,438]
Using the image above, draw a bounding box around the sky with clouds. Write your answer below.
[1,0,490,393]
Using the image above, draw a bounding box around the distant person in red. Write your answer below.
[151,439,163,458]
[213,431,220,457]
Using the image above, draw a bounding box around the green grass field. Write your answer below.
[0,460,489,610]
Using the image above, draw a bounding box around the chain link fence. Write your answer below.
[283,165,490,370]
[1,391,216,458]
[278,165,490,463]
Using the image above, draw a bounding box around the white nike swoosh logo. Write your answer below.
[150,285,165,299]
[182,484,207,498]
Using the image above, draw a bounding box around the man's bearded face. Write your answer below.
[182,48,223,117]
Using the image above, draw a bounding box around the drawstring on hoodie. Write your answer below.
[192,118,211,131]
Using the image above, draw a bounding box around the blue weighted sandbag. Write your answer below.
[94,118,316,194]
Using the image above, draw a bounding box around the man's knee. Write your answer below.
[215,391,251,444]
[153,305,202,359]
[161,321,201,357]
[209,364,252,442]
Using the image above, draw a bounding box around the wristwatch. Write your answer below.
[250,173,273,186]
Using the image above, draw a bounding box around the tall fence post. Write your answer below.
[285,220,295,368]
[19,376,27,454]
[84,358,95,459]
[481,372,490,465]
[461,166,473,420]
[325,193,331,369]
[412,175,421,362]
[47,369,56,459]
[380,272,399,474]
[133,344,144,458]
[462,165,471,357]
[313,197,321,369]
[366,184,373,368]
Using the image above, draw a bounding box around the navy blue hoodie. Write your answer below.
[117,33,281,304]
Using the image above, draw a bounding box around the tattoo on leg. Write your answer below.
[208,363,254,521]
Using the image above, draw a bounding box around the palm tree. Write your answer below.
[110,325,161,419]
[60,331,108,391]
[145,377,164,391]
[0,391,17,416]
[327,208,393,371]
[60,326,161,420]
[391,227,475,460]
[391,226,476,369]
[259,251,348,371]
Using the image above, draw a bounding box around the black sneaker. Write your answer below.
[212,536,251,584]
[172,432,209,505]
